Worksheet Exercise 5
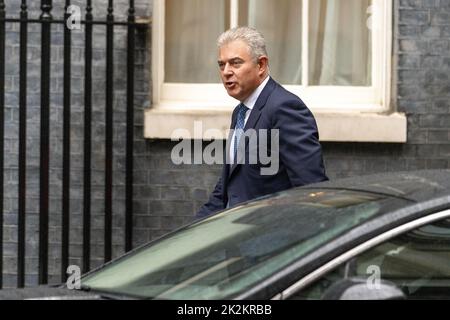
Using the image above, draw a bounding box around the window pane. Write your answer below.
[309,0,372,86]
[239,0,302,85]
[165,0,227,83]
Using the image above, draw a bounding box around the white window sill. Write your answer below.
[144,106,407,143]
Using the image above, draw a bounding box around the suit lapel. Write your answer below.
[228,77,277,178]
[244,78,276,131]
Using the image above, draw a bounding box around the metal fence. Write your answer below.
[0,0,147,288]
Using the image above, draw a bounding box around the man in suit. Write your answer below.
[196,27,328,218]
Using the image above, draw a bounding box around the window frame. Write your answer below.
[152,0,393,112]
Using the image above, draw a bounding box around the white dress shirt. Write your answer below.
[229,76,270,164]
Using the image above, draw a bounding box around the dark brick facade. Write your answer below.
[1,0,449,288]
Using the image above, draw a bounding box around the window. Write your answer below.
[154,0,390,109]
[147,0,406,143]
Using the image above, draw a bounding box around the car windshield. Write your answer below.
[81,189,406,299]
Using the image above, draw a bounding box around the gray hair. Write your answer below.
[217,27,268,63]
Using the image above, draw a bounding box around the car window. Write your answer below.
[292,217,450,300]
[81,189,406,299]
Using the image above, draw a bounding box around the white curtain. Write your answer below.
[242,0,302,85]
[165,0,372,86]
[309,0,372,86]
[165,0,226,83]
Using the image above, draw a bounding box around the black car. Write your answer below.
[2,169,450,300]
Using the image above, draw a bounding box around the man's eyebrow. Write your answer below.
[218,57,244,64]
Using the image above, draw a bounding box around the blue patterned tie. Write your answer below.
[234,103,248,161]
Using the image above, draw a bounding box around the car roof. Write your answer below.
[297,169,450,203]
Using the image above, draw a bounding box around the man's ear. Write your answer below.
[258,56,269,75]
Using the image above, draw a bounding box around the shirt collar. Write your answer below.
[242,75,270,110]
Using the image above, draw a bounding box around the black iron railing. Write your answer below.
[0,0,148,288]
[0,0,4,292]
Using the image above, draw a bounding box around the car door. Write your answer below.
[285,210,450,300]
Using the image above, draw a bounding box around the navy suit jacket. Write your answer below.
[196,78,328,218]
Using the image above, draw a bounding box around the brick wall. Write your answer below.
[2,0,450,288]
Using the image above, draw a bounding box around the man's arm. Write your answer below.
[274,99,328,186]
[195,177,226,219]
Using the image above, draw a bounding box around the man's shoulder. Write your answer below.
[266,79,307,108]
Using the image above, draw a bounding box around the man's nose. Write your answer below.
[223,63,233,75]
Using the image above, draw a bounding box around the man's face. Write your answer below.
[218,40,266,102]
